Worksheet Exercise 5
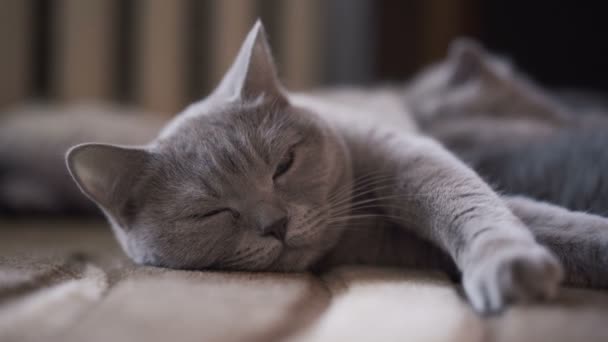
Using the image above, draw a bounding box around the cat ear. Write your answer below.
[447,38,489,85]
[213,20,287,102]
[66,143,149,225]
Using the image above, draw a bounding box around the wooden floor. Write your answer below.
[1,219,608,342]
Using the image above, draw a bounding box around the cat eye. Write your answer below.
[273,150,294,179]
[188,208,230,220]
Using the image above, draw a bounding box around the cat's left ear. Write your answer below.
[66,143,150,227]
[213,20,287,103]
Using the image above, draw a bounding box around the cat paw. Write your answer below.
[462,243,563,315]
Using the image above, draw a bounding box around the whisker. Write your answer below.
[329,204,406,217]
[326,174,398,203]
[326,184,408,210]
[326,213,411,225]
[328,180,395,204]
[223,250,262,267]
[327,193,421,214]
[325,171,398,200]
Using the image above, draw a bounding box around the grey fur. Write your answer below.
[5,39,608,223]
[65,22,608,315]
[506,196,608,287]
[409,38,608,217]
[467,123,608,216]
[404,38,570,128]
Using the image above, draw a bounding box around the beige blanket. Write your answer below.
[1,220,608,342]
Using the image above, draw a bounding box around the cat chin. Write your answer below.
[265,245,329,272]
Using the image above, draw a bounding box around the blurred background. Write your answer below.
[1,0,607,116]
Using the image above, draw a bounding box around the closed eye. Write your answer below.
[273,150,294,179]
[187,208,230,220]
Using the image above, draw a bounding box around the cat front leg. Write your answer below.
[370,134,563,314]
[504,195,608,287]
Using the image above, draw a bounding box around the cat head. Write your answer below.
[66,21,350,272]
[405,38,569,126]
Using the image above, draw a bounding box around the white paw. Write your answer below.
[463,243,564,315]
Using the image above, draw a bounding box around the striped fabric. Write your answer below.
[0,0,474,116]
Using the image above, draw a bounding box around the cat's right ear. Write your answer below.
[447,38,489,86]
[212,20,287,104]
[66,143,150,225]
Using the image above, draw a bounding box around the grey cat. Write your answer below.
[66,22,608,314]
[405,38,570,142]
[4,39,608,219]
[407,39,608,216]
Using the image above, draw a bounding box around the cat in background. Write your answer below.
[65,21,608,314]
[407,38,608,215]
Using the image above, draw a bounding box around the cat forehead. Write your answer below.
[162,101,305,151]
[150,103,312,183]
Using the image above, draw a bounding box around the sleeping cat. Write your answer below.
[407,39,608,216]
[66,21,608,314]
[4,38,608,218]
[405,38,571,158]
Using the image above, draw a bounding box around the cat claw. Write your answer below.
[462,244,564,315]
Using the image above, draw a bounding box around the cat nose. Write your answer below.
[256,204,288,240]
[261,216,288,240]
